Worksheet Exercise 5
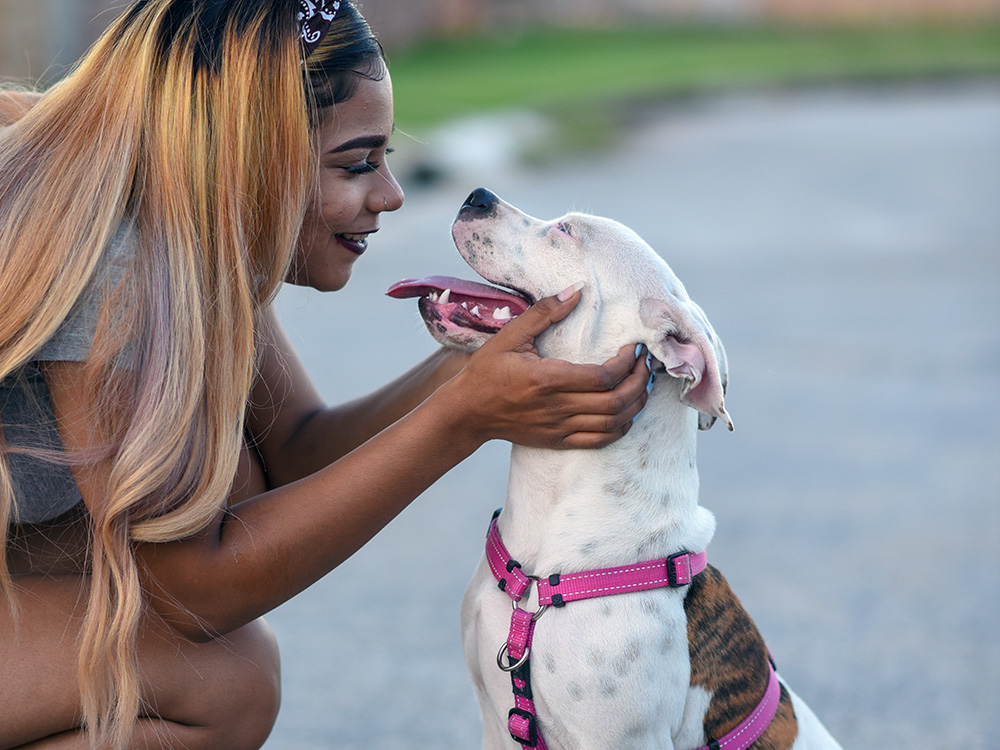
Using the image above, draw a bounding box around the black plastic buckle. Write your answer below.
[498,557,522,593]
[547,573,567,608]
[666,550,693,588]
[510,659,533,699]
[508,708,538,748]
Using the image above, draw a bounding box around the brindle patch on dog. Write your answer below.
[685,566,798,749]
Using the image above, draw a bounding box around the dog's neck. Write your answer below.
[499,375,716,577]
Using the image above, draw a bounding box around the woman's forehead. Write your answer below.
[316,73,393,149]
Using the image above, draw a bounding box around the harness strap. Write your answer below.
[486,512,532,601]
[505,609,547,749]
[506,607,536,662]
[537,549,708,606]
[696,661,781,750]
[486,515,707,607]
[487,511,779,750]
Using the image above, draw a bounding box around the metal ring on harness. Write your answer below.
[512,596,548,620]
[496,642,530,673]
[497,599,548,672]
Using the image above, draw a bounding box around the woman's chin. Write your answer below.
[284,252,356,291]
[284,268,352,293]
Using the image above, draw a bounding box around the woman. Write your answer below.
[0,1,650,747]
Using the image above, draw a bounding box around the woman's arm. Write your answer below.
[244,306,471,487]
[44,291,649,641]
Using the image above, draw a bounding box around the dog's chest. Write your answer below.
[524,588,697,745]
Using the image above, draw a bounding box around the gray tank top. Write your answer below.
[1,225,132,525]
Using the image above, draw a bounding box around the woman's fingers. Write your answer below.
[498,345,650,448]
[448,285,656,450]
[540,346,651,448]
[538,343,650,397]
[483,284,584,355]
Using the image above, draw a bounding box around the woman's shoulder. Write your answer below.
[33,222,136,364]
[0,364,83,525]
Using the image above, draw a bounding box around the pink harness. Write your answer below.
[485,512,780,750]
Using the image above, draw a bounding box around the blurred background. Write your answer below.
[4,0,1000,86]
[3,1,998,749]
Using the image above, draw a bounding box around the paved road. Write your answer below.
[263,82,1000,749]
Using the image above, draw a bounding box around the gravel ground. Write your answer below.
[263,82,1000,749]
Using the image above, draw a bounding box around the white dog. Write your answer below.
[388,189,841,750]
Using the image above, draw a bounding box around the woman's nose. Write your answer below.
[376,171,404,213]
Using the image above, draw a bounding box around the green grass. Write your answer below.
[388,24,1000,133]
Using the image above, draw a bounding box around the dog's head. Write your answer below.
[388,188,732,431]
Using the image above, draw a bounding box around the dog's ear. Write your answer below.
[640,297,733,432]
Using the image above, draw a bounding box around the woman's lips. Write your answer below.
[336,233,370,256]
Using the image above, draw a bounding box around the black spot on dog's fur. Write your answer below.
[599,677,619,697]
[641,598,663,617]
[543,652,557,674]
[567,681,585,701]
[579,540,600,557]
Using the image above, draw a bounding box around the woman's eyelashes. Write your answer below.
[345,160,379,175]
[343,147,395,176]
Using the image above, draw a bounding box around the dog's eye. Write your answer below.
[557,222,572,236]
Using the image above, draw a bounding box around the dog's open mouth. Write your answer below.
[386,275,532,336]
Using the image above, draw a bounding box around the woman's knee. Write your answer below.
[147,617,282,749]
[203,618,282,748]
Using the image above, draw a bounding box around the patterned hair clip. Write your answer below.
[298,0,341,58]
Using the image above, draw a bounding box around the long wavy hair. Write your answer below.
[0,1,384,746]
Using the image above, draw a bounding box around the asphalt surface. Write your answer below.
[262,82,1000,749]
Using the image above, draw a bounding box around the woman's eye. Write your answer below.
[344,148,394,176]
[346,160,379,176]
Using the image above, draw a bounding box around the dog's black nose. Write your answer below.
[463,187,498,212]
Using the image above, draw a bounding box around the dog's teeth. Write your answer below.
[428,292,439,303]
[493,306,512,320]
[438,289,451,305]
[461,301,468,309]
[470,305,480,317]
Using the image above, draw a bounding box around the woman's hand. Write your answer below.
[439,287,650,450]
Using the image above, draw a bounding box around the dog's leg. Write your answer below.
[785,683,843,749]
[478,708,512,750]
[462,558,520,750]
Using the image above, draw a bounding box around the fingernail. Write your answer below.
[557,281,586,302]
[634,344,644,359]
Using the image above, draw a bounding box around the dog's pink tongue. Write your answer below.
[386,275,529,312]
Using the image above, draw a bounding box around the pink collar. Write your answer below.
[485,511,779,750]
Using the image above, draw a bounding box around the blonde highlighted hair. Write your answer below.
[0,0,383,746]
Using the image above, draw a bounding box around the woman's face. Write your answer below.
[290,71,403,291]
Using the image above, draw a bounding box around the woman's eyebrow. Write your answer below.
[326,134,388,155]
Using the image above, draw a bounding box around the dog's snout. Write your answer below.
[462,187,498,213]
